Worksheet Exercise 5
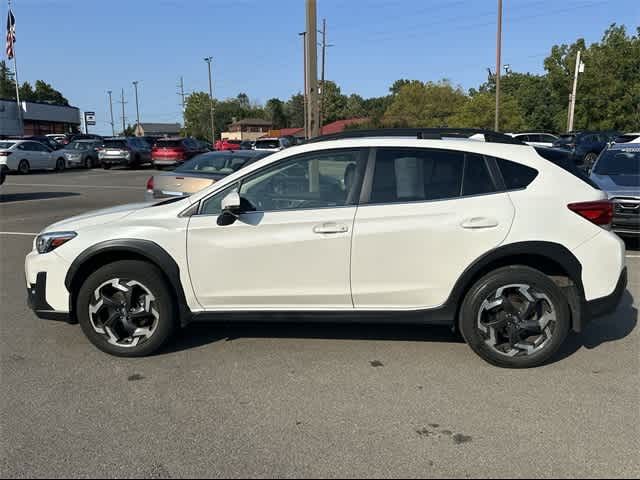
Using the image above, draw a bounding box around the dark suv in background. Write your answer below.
[552,131,619,170]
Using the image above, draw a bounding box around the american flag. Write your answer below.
[6,9,15,60]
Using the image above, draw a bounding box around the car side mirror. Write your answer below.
[217,191,242,226]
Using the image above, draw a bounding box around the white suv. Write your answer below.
[25,129,627,368]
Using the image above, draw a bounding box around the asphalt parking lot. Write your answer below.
[1,168,638,478]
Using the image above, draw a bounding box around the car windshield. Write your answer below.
[103,140,127,149]
[255,140,279,149]
[593,149,640,176]
[0,141,16,149]
[555,134,575,144]
[175,153,262,175]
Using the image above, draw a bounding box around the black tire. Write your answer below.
[77,260,177,357]
[459,266,570,369]
[83,156,93,169]
[55,158,66,172]
[102,162,111,170]
[18,159,30,174]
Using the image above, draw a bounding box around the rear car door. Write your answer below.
[187,148,368,310]
[351,147,515,310]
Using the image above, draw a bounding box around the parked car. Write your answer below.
[22,135,64,151]
[552,131,619,170]
[151,137,208,169]
[253,136,293,152]
[613,132,640,144]
[507,132,558,148]
[214,139,242,151]
[146,150,271,200]
[46,134,68,145]
[240,140,255,150]
[0,139,66,173]
[98,137,151,169]
[60,140,102,169]
[68,133,103,144]
[26,128,626,368]
[589,143,640,236]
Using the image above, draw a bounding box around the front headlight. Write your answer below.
[35,231,77,254]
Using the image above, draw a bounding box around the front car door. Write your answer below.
[187,148,368,310]
[351,147,515,310]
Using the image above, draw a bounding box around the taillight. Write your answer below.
[146,176,154,192]
[568,201,613,227]
[0,151,11,157]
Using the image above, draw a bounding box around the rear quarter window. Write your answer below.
[534,147,600,189]
[495,158,539,190]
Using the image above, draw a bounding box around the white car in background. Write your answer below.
[253,137,293,152]
[0,139,66,174]
[25,129,627,368]
[507,132,559,148]
[613,132,640,144]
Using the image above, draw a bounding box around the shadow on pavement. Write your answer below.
[162,321,463,356]
[624,236,639,252]
[0,192,80,202]
[551,289,638,364]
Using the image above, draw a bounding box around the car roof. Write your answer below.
[608,143,640,151]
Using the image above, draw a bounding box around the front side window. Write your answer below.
[200,183,240,216]
[238,149,365,212]
[370,148,465,204]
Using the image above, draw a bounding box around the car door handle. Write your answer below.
[313,223,349,234]
[461,217,499,229]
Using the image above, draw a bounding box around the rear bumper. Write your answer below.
[583,267,628,320]
[152,158,184,166]
[100,157,130,166]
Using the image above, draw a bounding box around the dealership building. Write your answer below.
[0,98,81,136]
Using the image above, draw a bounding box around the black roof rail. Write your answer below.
[305,128,526,145]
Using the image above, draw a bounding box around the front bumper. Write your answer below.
[27,272,71,322]
[584,267,628,320]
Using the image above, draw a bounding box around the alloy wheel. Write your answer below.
[476,284,556,357]
[88,278,159,348]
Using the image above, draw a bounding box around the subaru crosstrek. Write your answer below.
[25,129,627,368]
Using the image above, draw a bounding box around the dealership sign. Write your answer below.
[84,111,96,126]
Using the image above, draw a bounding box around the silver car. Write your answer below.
[589,143,640,236]
[60,140,102,169]
[98,137,152,169]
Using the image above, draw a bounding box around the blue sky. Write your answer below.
[3,0,638,135]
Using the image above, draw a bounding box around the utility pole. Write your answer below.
[107,90,115,136]
[132,81,141,135]
[305,0,320,138]
[567,50,583,132]
[299,32,308,138]
[119,88,127,135]
[319,18,334,131]
[494,0,503,132]
[7,0,23,135]
[204,57,216,144]
[178,76,186,112]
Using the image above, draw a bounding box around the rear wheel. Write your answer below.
[77,260,176,357]
[84,156,93,169]
[459,266,570,368]
[18,159,30,174]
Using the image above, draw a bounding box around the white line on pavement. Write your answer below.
[626,254,640,258]
[4,183,140,190]
[0,232,37,236]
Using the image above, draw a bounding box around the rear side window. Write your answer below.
[371,148,464,203]
[462,154,496,196]
[496,158,538,190]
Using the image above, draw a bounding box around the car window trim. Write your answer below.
[195,147,370,216]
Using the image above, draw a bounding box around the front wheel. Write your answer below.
[459,266,570,368]
[55,158,66,172]
[77,260,176,357]
[583,152,598,170]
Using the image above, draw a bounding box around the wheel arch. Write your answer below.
[65,239,191,326]
[448,241,585,332]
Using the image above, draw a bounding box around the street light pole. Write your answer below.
[132,81,140,135]
[107,90,115,136]
[494,0,503,132]
[204,57,216,145]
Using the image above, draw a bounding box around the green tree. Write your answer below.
[343,94,367,118]
[448,92,526,131]
[237,93,250,110]
[389,79,421,96]
[118,124,136,136]
[265,98,287,129]
[320,80,347,124]
[33,80,69,105]
[19,82,35,102]
[0,61,16,99]
[184,91,215,140]
[285,93,305,128]
[384,80,467,127]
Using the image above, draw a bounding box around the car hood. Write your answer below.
[591,173,640,198]
[42,202,154,233]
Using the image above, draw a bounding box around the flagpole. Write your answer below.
[8,0,22,134]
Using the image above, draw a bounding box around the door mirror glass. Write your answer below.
[221,191,241,213]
